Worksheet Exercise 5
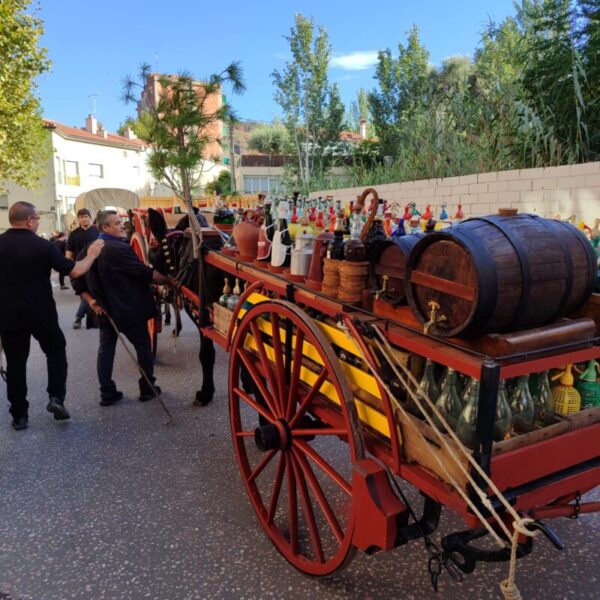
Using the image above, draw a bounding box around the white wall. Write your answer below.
[315,162,600,225]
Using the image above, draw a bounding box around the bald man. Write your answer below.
[0,201,104,430]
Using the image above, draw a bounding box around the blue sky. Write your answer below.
[37,0,517,132]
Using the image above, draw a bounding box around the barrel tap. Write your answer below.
[424,300,446,335]
[374,275,389,301]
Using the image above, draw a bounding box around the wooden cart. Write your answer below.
[132,212,600,588]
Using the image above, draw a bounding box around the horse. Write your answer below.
[146,208,224,406]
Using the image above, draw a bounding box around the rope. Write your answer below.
[343,320,540,598]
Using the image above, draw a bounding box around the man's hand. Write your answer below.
[88,298,104,316]
[87,239,104,258]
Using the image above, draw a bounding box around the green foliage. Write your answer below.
[122,63,245,204]
[247,122,291,154]
[271,14,346,193]
[347,2,599,189]
[116,117,137,137]
[0,0,51,189]
[205,169,232,195]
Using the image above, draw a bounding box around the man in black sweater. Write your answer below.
[0,202,104,430]
[66,208,99,328]
[73,210,173,405]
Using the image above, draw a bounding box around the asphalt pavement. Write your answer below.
[0,284,598,600]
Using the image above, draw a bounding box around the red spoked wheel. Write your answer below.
[229,300,364,576]
[130,232,158,358]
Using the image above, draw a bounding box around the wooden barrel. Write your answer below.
[405,215,597,337]
[373,234,423,304]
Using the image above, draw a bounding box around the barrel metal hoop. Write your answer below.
[530,215,574,321]
[553,219,598,302]
[476,216,532,328]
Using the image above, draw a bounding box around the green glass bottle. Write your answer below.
[460,377,474,408]
[494,381,512,441]
[456,380,480,448]
[433,368,463,433]
[414,359,440,417]
[532,370,554,425]
[509,375,535,434]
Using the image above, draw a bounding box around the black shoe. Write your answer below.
[73,318,82,330]
[12,416,28,431]
[139,385,161,402]
[99,391,123,406]
[47,397,70,421]
[60,285,69,290]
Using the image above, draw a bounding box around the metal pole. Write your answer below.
[229,118,237,193]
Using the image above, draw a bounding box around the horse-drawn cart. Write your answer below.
[130,203,600,596]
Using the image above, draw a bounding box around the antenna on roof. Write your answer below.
[87,92,99,116]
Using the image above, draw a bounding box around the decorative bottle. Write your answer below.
[433,368,463,432]
[270,200,292,269]
[219,278,232,307]
[494,381,512,441]
[531,370,555,425]
[456,380,480,448]
[256,197,274,262]
[412,358,440,417]
[509,375,535,434]
[226,277,242,311]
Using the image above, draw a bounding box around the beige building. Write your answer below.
[1,117,153,236]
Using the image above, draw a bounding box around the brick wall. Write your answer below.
[315,162,600,225]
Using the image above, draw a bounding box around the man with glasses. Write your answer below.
[0,201,104,431]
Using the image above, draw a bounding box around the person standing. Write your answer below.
[66,208,99,328]
[51,231,69,289]
[73,210,173,406]
[0,201,104,431]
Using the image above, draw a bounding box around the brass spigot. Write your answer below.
[374,275,389,301]
[424,300,447,335]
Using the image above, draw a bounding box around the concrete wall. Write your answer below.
[315,162,600,225]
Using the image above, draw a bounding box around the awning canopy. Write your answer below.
[74,188,139,215]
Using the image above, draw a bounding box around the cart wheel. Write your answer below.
[229,300,364,576]
[131,232,158,358]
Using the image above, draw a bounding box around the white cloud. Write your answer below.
[330,51,379,71]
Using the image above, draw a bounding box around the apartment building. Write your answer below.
[0,116,153,236]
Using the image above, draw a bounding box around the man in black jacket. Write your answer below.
[0,201,104,430]
[74,210,173,405]
[66,208,99,328]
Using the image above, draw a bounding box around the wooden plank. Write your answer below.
[410,270,477,301]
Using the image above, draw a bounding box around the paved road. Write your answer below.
[0,286,598,600]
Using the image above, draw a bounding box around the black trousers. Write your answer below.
[0,321,68,420]
[97,321,155,399]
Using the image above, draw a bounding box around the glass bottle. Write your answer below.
[531,370,554,425]
[494,381,512,441]
[270,200,292,268]
[509,375,535,434]
[219,277,232,307]
[413,359,440,418]
[226,277,242,311]
[433,368,462,432]
[327,208,346,260]
[456,380,480,448]
[460,377,474,408]
[256,197,274,262]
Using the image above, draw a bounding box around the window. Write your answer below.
[0,194,8,209]
[55,156,63,184]
[88,163,103,178]
[64,161,80,186]
[132,165,140,177]
[243,176,282,194]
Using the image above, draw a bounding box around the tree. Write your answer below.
[205,169,232,195]
[247,122,291,154]
[122,62,245,210]
[271,14,346,193]
[368,25,433,159]
[346,88,373,135]
[0,0,51,189]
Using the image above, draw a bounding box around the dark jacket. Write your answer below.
[73,236,157,331]
[0,229,74,331]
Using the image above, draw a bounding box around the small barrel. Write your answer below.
[405,214,597,337]
[373,234,423,304]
